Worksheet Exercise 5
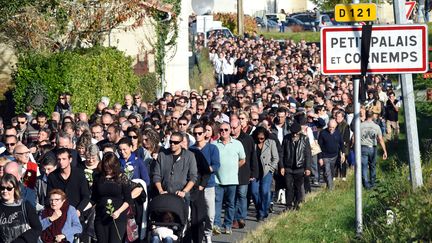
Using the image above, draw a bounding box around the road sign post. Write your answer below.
[350,0,363,237]
[394,0,424,189]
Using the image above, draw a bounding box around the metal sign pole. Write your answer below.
[394,0,424,189]
[353,76,363,236]
[351,0,363,237]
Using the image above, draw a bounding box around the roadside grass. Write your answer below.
[242,174,358,243]
[258,31,320,42]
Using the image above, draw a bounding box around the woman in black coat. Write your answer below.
[91,152,132,243]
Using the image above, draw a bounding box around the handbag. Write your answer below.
[126,207,139,242]
[310,141,322,156]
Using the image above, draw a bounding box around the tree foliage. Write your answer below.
[214,13,257,35]
[0,0,150,51]
[13,46,145,115]
[310,0,389,11]
[150,0,181,78]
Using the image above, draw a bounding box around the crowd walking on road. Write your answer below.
[0,32,396,243]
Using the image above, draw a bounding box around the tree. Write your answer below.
[0,0,176,52]
[310,0,389,11]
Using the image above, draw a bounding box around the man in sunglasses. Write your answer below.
[177,116,195,147]
[213,123,245,235]
[189,124,220,242]
[153,132,197,202]
[16,113,37,146]
[14,144,40,190]
[3,135,18,157]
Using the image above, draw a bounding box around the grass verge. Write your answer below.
[189,48,216,91]
[258,31,320,42]
[242,175,357,242]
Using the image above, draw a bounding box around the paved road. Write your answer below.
[212,202,286,243]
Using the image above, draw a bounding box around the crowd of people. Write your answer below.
[0,32,399,243]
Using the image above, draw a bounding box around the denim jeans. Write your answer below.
[204,187,215,238]
[323,156,338,190]
[234,184,248,221]
[361,146,377,189]
[151,235,174,243]
[214,185,236,229]
[250,172,273,219]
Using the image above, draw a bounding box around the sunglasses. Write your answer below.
[252,119,259,121]
[5,143,16,147]
[193,132,203,136]
[178,123,187,126]
[18,121,26,124]
[220,128,230,132]
[0,186,14,191]
[128,135,138,139]
[169,140,182,145]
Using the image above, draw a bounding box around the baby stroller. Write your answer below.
[147,193,189,242]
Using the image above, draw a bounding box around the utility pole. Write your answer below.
[394,0,424,189]
[237,0,244,37]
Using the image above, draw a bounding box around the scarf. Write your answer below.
[41,200,69,243]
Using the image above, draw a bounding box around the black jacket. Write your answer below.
[237,132,259,184]
[47,166,91,213]
[281,134,312,173]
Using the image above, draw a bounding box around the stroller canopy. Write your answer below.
[148,193,188,225]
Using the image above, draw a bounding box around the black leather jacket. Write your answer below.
[281,134,312,172]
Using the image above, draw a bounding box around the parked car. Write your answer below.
[256,16,279,30]
[206,27,234,38]
[290,13,333,31]
[284,17,315,32]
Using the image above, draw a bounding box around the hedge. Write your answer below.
[13,46,150,115]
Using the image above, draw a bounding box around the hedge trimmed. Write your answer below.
[13,46,147,115]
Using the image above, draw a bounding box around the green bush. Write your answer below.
[13,46,147,115]
[363,164,432,242]
[413,74,432,90]
[416,101,432,115]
